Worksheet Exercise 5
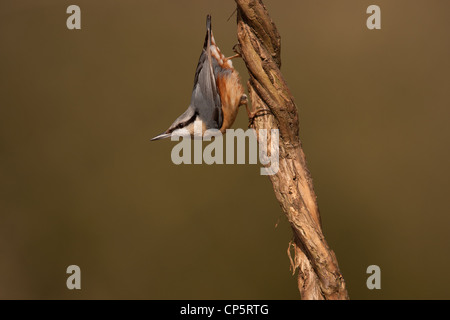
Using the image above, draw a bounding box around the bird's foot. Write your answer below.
[226,53,241,61]
[232,44,242,56]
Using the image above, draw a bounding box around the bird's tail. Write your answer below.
[206,14,211,33]
[203,14,212,49]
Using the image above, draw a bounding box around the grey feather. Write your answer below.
[190,15,222,129]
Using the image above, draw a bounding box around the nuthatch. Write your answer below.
[151,14,247,141]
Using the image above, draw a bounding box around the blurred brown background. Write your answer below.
[1,0,449,299]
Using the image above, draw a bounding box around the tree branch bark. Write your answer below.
[235,0,349,300]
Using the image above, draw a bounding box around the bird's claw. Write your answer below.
[232,43,242,56]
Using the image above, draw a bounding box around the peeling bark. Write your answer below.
[235,0,349,300]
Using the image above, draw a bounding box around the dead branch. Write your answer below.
[235,0,349,300]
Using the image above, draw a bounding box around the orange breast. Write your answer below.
[217,70,244,132]
[209,38,244,132]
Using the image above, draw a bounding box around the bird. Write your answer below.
[151,14,247,141]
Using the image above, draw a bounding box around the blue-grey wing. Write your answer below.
[190,16,222,130]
